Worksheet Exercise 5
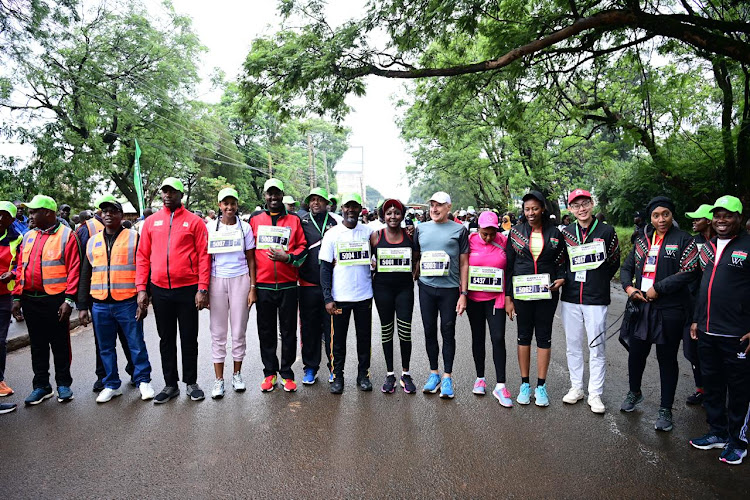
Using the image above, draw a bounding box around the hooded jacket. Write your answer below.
[560,220,620,305]
[505,220,566,298]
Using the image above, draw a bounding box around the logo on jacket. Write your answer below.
[665,244,678,257]
[738,351,747,360]
[549,237,559,248]
[154,220,163,227]
[183,222,189,228]
[731,251,747,267]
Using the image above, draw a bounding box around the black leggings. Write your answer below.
[373,283,413,373]
[418,282,459,373]
[514,293,559,349]
[628,308,684,408]
[466,299,507,383]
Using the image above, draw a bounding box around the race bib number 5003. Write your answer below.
[256,226,291,251]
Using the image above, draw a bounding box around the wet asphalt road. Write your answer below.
[2,284,749,499]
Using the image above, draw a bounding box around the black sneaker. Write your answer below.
[686,390,704,405]
[655,407,674,432]
[330,376,344,394]
[400,374,417,394]
[92,379,104,393]
[620,391,644,412]
[357,376,373,392]
[381,374,396,394]
[186,384,205,401]
[153,386,180,404]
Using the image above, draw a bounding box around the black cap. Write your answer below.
[99,200,123,213]
[522,190,547,204]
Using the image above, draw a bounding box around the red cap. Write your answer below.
[568,189,592,204]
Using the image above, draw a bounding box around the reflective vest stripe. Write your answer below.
[19,227,71,294]
[86,219,104,237]
[87,229,137,300]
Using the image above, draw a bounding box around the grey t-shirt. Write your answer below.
[415,220,469,288]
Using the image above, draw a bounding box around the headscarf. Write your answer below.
[646,196,676,218]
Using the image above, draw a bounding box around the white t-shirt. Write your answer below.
[716,238,731,262]
[368,220,386,232]
[208,219,256,278]
[319,222,374,302]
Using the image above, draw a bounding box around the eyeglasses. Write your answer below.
[569,200,592,210]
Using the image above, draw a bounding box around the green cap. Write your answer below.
[22,194,57,212]
[329,195,339,204]
[0,201,17,218]
[711,195,743,214]
[340,193,363,207]
[218,187,240,203]
[95,194,123,212]
[685,204,714,220]
[305,187,330,205]
[263,178,284,193]
[282,195,297,205]
[160,177,184,192]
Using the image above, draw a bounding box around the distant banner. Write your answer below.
[133,139,145,216]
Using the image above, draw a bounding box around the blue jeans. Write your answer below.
[91,300,151,389]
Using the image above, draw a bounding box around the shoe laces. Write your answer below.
[501,387,511,398]
[658,407,672,419]
[625,391,639,404]
[537,385,548,398]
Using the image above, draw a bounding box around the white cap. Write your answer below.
[458,210,467,216]
[429,191,451,204]
[407,208,415,214]
[467,207,476,215]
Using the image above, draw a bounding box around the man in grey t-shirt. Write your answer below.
[414,191,469,399]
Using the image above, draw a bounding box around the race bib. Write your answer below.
[512,273,552,301]
[575,270,587,282]
[468,266,504,292]
[256,225,291,251]
[568,241,606,272]
[377,247,412,273]
[640,276,654,294]
[420,251,450,277]
[208,229,243,254]
[643,245,659,273]
[336,240,370,266]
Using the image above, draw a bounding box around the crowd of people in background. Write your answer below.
[0,179,748,467]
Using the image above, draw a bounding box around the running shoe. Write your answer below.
[139,382,155,401]
[281,378,297,392]
[686,390,704,406]
[400,374,417,394]
[423,373,441,393]
[0,402,16,414]
[690,432,729,450]
[382,374,397,394]
[493,386,513,408]
[472,378,486,396]
[534,385,549,407]
[153,386,179,404]
[330,376,344,394]
[232,372,246,392]
[562,387,584,404]
[25,386,53,405]
[517,383,531,405]
[56,386,74,403]
[261,375,277,392]
[302,368,317,385]
[95,387,122,403]
[654,407,673,432]
[0,380,15,397]
[328,372,334,384]
[186,384,205,401]
[440,376,454,399]
[620,391,644,412]
[588,394,606,414]
[719,446,747,465]
[212,379,225,399]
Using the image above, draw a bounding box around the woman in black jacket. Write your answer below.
[505,191,566,407]
[619,196,700,432]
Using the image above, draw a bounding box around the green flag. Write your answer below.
[133,139,145,216]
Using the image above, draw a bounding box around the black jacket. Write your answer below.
[505,221,566,298]
[298,211,337,285]
[560,221,620,305]
[693,232,750,337]
[620,224,700,309]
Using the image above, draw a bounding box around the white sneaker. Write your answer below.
[588,394,606,414]
[232,372,246,392]
[212,379,225,399]
[96,387,122,403]
[139,382,155,401]
[562,387,585,404]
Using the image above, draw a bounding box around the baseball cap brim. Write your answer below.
[263,178,284,192]
[710,195,743,214]
[22,195,57,212]
[429,192,451,204]
[218,187,240,203]
[160,177,184,192]
[685,204,714,220]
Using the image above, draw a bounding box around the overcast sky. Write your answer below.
[172,0,413,201]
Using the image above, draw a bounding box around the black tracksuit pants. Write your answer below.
[418,282,458,373]
[466,298,507,383]
[299,285,331,373]
[151,284,199,386]
[256,287,298,380]
[331,299,372,380]
[373,283,413,373]
[698,331,750,449]
[22,294,73,389]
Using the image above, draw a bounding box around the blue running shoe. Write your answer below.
[423,373,441,393]
[690,433,729,450]
[57,386,74,403]
[517,383,531,405]
[535,384,549,407]
[328,372,334,384]
[24,386,53,406]
[493,386,514,408]
[302,368,317,385]
[719,446,747,465]
[440,377,454,399]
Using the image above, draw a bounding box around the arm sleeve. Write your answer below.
[320,259,334,304]
[64,232,81,300]
[505,233,516,297]
[553,229,567,281]
[288,221,308,267]
[195,221,211,290]
[12,239,25,297]
[654,236,700,296]
[76,255,92,310]
[135,222,152,292]
[413,226,421,253]
[605,227,621,281]
[458,227,469,254]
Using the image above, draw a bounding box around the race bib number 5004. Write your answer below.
[336,241,371,266]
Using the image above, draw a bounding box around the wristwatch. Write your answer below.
[64,298,75,307]
[198,289,208,294]
[460,291,469,296]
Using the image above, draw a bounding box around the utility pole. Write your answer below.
[307,134,314,190]
[322,150,330,194]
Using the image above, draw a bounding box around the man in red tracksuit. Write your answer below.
[136,177,211,404]
[249,178,308,393]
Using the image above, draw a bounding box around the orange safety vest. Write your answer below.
[86,229,137,300]
[20,226,72,295]
[86,218,104,237]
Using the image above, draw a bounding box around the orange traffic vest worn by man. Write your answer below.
[12,195,81,406]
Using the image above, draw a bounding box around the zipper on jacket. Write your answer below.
[29,237,38,290]
[106,232,115,299]
[166,211,174,289]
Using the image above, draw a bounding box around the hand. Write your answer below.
[505,296,515,321]
[195,291,209,310]
[690,323,698,341]
[248,288,257,308]
[78,309,90,327]
[549,279,565,292]
[325,302,341,315]
[58,302,72,323]
[627,287,648,303]
[266,247,289,262]
[646,287,659,301]
[741,332,750,355]
[0,271,13,284]
[137,291,149,311]
[456,294,467,316]
[135,302,148,321]
[11,300,23,321]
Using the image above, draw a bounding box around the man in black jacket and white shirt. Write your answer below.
[689,195,750,466]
